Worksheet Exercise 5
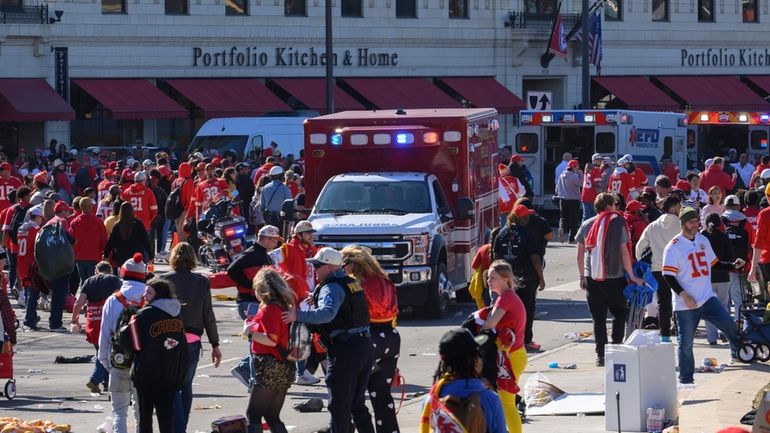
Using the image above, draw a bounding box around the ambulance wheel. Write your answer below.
[423,262,449,319]
[755,344,770,362]
[737,344,756,363]
[4,380,15,400]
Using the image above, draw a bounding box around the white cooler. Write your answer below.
[605,331,678,432]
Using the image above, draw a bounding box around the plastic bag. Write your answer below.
[523,372,565,408]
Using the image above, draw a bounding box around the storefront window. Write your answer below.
[743,0,758,22]
[226,0,248,15]
[524,0,555,15]
[341,0,362,17]
[166,0,188,14]
[698,0,714,21]
[102,0,126,14]
[652,0,668,21]
[604,0,621,20]
[449,0,468,18]
[396,0,416,17]
[285,0,306,15]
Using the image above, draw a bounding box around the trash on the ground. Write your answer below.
[697,357,726,373]
[523,372,565,408]
[526,393,604,416]
[220,339,232,344]
[407,391,426,399]
[212,294,236,301]
[677,383,697,391]
[646,405,665,431]
[96,422,113,433]
[421,352,436,356]
[564,331,593,340]
[194,404,222,410]
[90,393,101,397]
[547,362,577,369]
[94,404,105,410]
[292,398,324,413]
[27,368,43,374]
[54,355,94,364]
[0,417,72,432]
[196,374,210,378]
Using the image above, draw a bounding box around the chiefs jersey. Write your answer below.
[581,167,603,203]
[121,184,158,231]
[0,176,22,214]
[195,178,228,217]
[632,167,648,191]
[16,222,40,284]
[662,233,718,311]
[607,169,635,201]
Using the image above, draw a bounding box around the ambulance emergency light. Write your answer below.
[584,114,596,123]
[761,114,770,122]
[738,113,749,122]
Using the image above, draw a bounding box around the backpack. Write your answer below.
[34,222,75,281]
[248,194,264,226]
[286,322,311,362]
[725,221,750,261]
[110,292,145,370]
[7,204,27,244]
[165,181,185,221]
[426,379,486,433]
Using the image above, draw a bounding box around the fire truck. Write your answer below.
[513,110,688,206]
[685,111,770,170]
[284,108,499,318]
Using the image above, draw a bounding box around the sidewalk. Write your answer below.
[396,332,770,432]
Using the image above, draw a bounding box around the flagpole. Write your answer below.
[581,0,590,109]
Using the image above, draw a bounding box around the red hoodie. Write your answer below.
[750,163,770,188]
[121,183,158,230]
[252,163,274,185]
[278,236,318,301]
[700,165,736,197]
[173,163,195,217]
[71,212,108,261]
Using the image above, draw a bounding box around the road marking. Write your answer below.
[16,333,59,345]
[198,357,240,370]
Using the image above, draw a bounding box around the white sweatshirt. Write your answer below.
[635,214,681,272]
[97,279,146,370]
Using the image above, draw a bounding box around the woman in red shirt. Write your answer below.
[481,260,527,433]
[468,227,501,309]
[243,268,295,433]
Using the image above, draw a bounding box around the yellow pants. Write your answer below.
[499,346,527,433]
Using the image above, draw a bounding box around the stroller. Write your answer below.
[0,303,17,400]
[735,273,770,363]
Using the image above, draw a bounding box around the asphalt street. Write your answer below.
[0,242,589,432]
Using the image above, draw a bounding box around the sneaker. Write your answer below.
[660,336,671,343]
[295,370,321,385]
[708,340,718,346]
[719,333,728,343]
[86,380,101,393]
[49,326,68,333]
[596,357,605,367]
[230,365,250,388]
[525,342,542,351]
[21,324,38,332]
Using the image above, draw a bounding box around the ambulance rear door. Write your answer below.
[513,125,541,197]
[748,125,769,162]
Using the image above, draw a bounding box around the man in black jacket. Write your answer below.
[235,163,256,231]
[148,169,169,255]
[226,224,282,388]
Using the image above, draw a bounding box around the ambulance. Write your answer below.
[685,111,770,170]
[513,109,688,206]
[284,108,499,318]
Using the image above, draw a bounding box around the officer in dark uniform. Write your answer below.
[492,204,546,351]
[282,247,374,433]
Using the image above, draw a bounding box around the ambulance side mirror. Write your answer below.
[281,199,297,222]
[455,197,474,221]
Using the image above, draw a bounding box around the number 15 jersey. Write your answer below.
[662,233,717,311]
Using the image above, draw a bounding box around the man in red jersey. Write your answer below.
[581,153,604,221]
[0,162,22,214]
[607,156,636,201]
[194,164,228,219]
[121,172,158,234]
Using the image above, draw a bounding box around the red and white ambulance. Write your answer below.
[685,111,770,170]
[291,108,499,317]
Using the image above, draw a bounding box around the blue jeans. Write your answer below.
[582,202,597,221]
[91,345,108,386]
[77,261,97,286]
[49,273,70,329]
[8,253,17,293]
[24,288,39,328]
[235,301,259,385]
[675,297,739,384]
[173,341,202,433]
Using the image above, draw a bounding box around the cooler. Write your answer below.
[605,331,678,432]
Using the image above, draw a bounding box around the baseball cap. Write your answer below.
[235,162,249,171]
[438,328,488,361]
[258,225,284,241]
[705,158,714,168]
[761,168,770,180]
[108,162,117,170]
[134,171,147,183]
[602,157,612,165]
[54,200,73,214]
[622,154,633,162]
[307,247,343,267]
[675,179,691,193]
[193,152,205,160]
[212,157,222,166]
[498,163,510,175]
[27,206,43,218]
[642,186,656,196]
[269,166,285,176]
[679,206,699,224]
[567,159,579,169]
[142,159,154,168]
[625,200,646,213]
[617,157,629,165]
[293,221,316,235]
[0,162,10,171]
[121,169,134,180]
[724,195,740,206]
[53,159,64,168]
[510,155,523,163]
[126,157,136,166]
[591,153,603,161]
[513,204,535,218]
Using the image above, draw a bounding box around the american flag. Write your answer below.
[575,8,603,73]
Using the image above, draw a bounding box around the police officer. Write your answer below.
[282,247,374,433]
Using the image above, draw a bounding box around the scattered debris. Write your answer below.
[194,404,223,410]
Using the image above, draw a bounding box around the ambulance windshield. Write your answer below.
[316,181,432,215]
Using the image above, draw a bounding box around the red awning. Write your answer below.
[439,77,525,114]
[342,78,461,110]
[0,79,74,122]
[656,76,769,111]
[745,76,770,96]
[593,76,681,111]
[74,79,187,120]
[271,78,364,113]
[166,79,290,117]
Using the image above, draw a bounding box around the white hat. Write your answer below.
[53,159,64,168]
[258,225,284,240]
[308,247,343,267]
[724,195,740,206]
[142,159,155,167]
[617,157,629,165]
[134,171,147,182]
[622,154,633,162]
[126,157,136,166]
[269,166,285,177]
[761,168,770,180]
[293,221,316,235]
[193,152,205,160]
[705,158,714,168]
[27,206,43,219]
[69,149,78,156]
[591,153,603,161]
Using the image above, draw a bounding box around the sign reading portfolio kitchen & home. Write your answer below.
[681,48,770,67]
[192,47,399,67]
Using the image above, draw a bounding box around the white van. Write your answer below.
[187,116,309,159]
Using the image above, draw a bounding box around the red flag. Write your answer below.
[548,11,568,59]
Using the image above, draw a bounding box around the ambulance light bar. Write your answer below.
[542,114,553,123]
[584,114,596,123]
[562,114,575,123]
[762,114,770,122]
[738,113,749,122]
